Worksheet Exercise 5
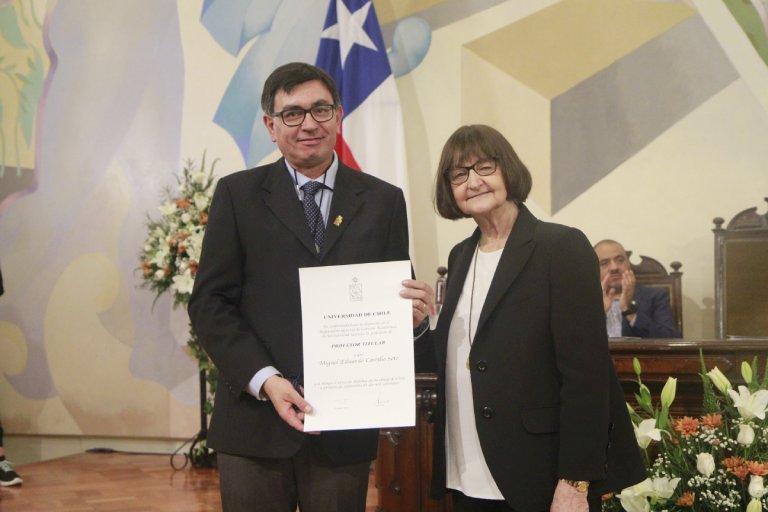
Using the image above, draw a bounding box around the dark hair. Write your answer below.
[261,62,341,115]
[434,125,532,219]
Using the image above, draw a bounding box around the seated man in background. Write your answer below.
[594,239,681,338]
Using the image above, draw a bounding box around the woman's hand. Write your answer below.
[550,480,589,512]
[400,279,436,328]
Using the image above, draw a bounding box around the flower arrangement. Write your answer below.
[138,154,219,414]
[603,355,768,512]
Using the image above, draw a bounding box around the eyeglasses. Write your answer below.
[272,104,337,127]
[446,158,497,185]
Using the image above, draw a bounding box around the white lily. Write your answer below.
[742,361,754,383]
[617,479,653,512]
[171,269,195,295]
[727,386,768,420]
[651,476,680,500]
[707,367,732,394]
[158,201,177,216]
[634,418,662,449]
[660,377,677,408]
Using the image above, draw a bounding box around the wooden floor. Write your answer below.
[0,452,380,511]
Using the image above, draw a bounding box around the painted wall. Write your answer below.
[1,0,767,439]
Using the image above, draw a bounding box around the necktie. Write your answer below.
[301,181,325,252]
[607,300,622,337]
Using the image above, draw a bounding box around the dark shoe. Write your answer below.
[0,459,22,486]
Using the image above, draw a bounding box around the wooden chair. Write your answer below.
[625,251,683,336]
[713,198,768,339]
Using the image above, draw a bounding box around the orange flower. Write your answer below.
[747,461,768,476]
[731,465,749,480]
[601,493,614,502]
[176,198,191,209]
[701,414,722,429]
[673,416,700,437]
[676,491,695,507]
[723,456,745,470]
[189,261,198,277]
[199,212,208,225]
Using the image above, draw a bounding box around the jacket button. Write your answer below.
[476,360,487,372]
[481,406,494,419]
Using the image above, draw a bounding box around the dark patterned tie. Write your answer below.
[301,181,325,252]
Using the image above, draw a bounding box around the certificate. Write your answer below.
[299,260,415,431]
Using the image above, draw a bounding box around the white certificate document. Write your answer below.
[299,260,415,431]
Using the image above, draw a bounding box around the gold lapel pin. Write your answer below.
[333,215,343,227]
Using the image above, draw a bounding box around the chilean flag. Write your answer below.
[315,0,408,192]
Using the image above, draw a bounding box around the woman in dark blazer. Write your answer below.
[403,125,645,511]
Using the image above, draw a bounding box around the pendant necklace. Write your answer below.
[466,244,480,370]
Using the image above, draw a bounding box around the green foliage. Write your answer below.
[700,349,720,415]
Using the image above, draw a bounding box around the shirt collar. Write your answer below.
[284,152,338,191]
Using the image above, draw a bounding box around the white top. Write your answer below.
[445,246,504,499]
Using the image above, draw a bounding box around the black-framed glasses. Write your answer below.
[446,158,497,185]
[272,104,337,127]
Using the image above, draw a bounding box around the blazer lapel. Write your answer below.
[319,164,364,261]
[262,159,318,256]
[474,205,537,338]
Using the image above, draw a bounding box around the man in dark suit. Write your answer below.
[188,63,426,512]
[594,240,681,338]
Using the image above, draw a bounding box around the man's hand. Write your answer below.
[400,279,436,328]
[601,273,618,313]
[550,480,588,512]
[619,270,636,311]
[262,375,313,433]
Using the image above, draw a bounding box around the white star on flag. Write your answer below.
[320,0,378,66]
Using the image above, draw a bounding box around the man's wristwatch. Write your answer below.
[621,300,638,316]
[562,479,590,493]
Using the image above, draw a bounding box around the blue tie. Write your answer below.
[301,181,325,252]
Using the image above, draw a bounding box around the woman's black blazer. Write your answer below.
[416,205,645,511]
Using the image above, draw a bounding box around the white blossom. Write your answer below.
[696,452,715,477]
[728,386,768,420]
[634,418,662,449]
[707,366,732,394]
[738,423,756,445]
[749,475,766,499]
[193,192,208,211]
[171,269,195,295]
[158,201,177,216]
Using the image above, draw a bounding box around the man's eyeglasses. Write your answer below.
[272,104,337,127]
[446,158,497,185]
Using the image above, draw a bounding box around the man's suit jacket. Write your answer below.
[622,285,681,338]
[416,205,645,512]
[188,158,409,464]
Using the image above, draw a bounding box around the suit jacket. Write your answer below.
[622,285,681,338]
[188,158,409,464]
[416,205,645,511]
